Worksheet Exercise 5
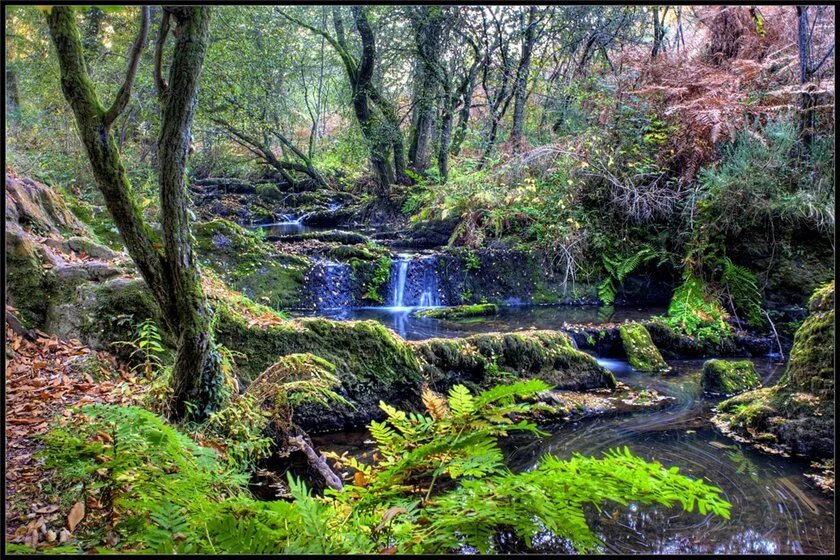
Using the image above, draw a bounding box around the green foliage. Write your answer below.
[203,394,274,470]
[718,257,764,327]
[662,273,731,344]
[41,384,731,554]
[359,255,392,303]
[598,245,666,305]
[113,318,167,378]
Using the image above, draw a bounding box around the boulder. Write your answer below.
[619,323,669,372]
[413,303,498,320]
[712,281,834,459]
[412,330,616,393]
[701,359,761,395]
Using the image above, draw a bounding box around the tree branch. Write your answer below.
[103,6,149,126]
[154,9,170,97]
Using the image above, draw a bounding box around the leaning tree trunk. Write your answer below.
[156,7,223,420]
[47,6,222,421]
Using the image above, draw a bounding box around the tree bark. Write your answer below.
[46,6,222,421]
[407,6,443,174]
[156,7,222,421]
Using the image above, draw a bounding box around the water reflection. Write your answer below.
[293,304,667,341]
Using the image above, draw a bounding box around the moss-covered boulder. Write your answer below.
[413,303,498,320]
[193,219,311,309]
[712,281,834,459]
[701,359,761,395]
[214,305,423,432]
[412,330,615,393]
[5,229,50,327]
[619,323,669,372]
[780,280,834,399]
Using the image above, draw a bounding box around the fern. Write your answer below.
[41,385,731,555]
[719,257,765,327]
[598,246,666,305]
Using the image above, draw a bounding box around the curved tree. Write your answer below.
[45,5,223,421]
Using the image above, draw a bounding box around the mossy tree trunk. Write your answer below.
[46,6,222,421]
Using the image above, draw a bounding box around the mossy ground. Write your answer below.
[701,359,760,395]
[193,219,311,309]
[619,323,669,373]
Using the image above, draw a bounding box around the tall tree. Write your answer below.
[407,5,444,174]
[281,5,407,191]
[46,5,222,421]
[796,5,834,154]
[510,5,539,152]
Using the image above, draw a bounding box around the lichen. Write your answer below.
[619,323,669,373]
[701,359,761,395]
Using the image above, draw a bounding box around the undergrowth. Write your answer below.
[38,382,731,554]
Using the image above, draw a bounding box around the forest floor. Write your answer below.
[4,315,145,547]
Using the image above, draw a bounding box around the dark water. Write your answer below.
[293,304,667,340]
[314,356,834,554]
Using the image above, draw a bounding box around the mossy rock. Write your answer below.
[619,323,669,372]
[255,183,284,202]
[214,306,423,432]
[413,303,498,320]
[712,282,834,459]
[781,280,834,399]
[193,219,311,309]
[328,244,378,262]
[701,359,761,395]
[5,228,50,327]
[412,330,616,393]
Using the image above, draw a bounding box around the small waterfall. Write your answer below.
[387,254,442,309]
[392,257,410,308]
[311,260,352,310]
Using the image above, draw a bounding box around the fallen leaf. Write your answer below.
[67,501,85,532]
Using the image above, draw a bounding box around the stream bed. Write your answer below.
[308,309,834,554]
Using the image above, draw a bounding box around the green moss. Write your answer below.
[5,230,50,327]
[329,244,377,261]
[781,280,834,399]
[214,304,421,387]
[701,359,761,395]
[413,303,498,320]
[619,323,669,373]
[193,219,311,309]
[255,182,283,201]
[412,330,615,391]
[712,283,834,459]
[352,255,392,303]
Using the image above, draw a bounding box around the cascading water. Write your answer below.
[392,257,410,308]
[388,254,441,309]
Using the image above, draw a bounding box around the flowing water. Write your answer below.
[387,253,442,309]
[310,318,834,554]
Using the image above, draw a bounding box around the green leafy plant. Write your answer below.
[40,383,731,554]
[113,318,167,378]
[598,245,667,305]
[661,273,731,344]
